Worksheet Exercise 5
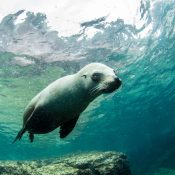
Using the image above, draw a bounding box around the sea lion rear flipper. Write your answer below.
[29,132,34,142]
[59,116,79,138]
[12,127,26,143]
[13,106,36,143]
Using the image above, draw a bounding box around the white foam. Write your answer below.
[14,11,27,25]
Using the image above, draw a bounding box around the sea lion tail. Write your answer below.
[12,127,26,143]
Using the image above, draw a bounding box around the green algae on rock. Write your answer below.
[0,151,131,175]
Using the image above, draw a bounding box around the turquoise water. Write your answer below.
[0,1,175,175]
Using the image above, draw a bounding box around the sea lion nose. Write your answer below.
[114,76,122,87]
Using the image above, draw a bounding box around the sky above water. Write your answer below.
[0,0,140,36]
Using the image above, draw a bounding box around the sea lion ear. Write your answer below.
[81,75,87,78]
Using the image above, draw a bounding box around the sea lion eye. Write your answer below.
[91,72,101,82]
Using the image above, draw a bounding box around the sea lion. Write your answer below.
[13,63,122,143]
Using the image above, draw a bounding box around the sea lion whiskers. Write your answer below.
[90,84,103,96]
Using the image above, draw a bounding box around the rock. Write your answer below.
[0,151,131,175]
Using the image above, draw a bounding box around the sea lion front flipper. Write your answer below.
[59,116,79,138]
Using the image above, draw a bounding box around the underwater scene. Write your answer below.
[0,0,175,174]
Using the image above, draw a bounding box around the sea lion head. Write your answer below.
[78,63,122,97]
